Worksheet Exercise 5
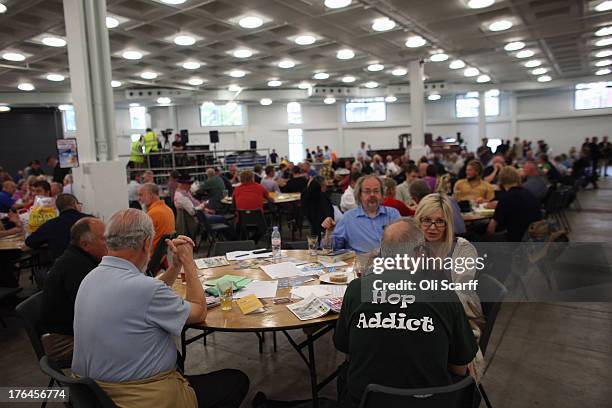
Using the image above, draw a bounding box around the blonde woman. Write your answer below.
[415,193,485,378]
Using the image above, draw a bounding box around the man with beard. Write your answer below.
[453,160,495,203]
[321,175,400,253]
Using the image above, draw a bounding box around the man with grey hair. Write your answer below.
[72,209,248,408]
[334,217,478,407]
[40,217,107,363]
[322,174,400,253]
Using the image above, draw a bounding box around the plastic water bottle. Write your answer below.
[271,226,282,260]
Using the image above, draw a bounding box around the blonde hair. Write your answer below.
[415,193,455,255]
[498,166,520,189]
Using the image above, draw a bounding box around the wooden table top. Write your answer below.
[174,250,351,332]
[0,234,26,251]
[221,192,301,206]
[462,212,494,223]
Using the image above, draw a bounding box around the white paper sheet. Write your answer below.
[226,249,273,261]
[233,280,279,299]
[260,262,302,279]
[319,260,348,268]
[290,284,347,299]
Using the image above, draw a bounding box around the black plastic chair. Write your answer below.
[283,241,308,250]
[39,356,117,408]
[145,232,178,277]
[237,210,268,244]
[330,192,343,208]
[358,375,476,408]
[196,212,233,255]
[211,240,256,257]
[0,286,22,327]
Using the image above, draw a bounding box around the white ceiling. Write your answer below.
[0,0,611,94]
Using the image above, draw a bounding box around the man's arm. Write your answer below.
[157,236,194,287]
[25,221,51,248]
[453,181,466,201]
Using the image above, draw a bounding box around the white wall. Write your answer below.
[114,90,611,159]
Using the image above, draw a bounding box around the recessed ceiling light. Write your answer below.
[530,68,547,75]
[122,50,143,60]
[260,98,272,106]
[595,59,612,67]
[228,84,241,92]
[42,36,66,47]
[595,1,612,12]
[233,48,253,58]
[430,53,449,62]
[140,71,158,79]
[385,95,397,103]
[324,97,336,104]
[391,67,408,76]
[595,26,612,37]
[336,49,355,60]
[157,97,171,104]
[524,59,542,67]
[372,17,396,32]
[268,80,282,87]
[405,35,426,48]
[428,94,441,101]
[516,49,534,58]
[449,60,466,69]
[46,73,65,82]
[464,67,480,77]
[229,70,247,78]
[595,68,611,75]
[2,52,25,62]
[106,17,119,29]
[504,41,525,51]
[313,72,330,80]
[595,37,612,47]
[367,63,384,71]
[239,16,263,29]
[486,89,500,97]
[160,0,186,3]
[595,49,612,58]
[0,106,10,112]
[467,0,495,8]
[364,81,379,88]
[324,0,352,8]
[477,74,491,83]
[182,61,200,70]
[298,82,312,89]
[295,35,316,45]
[18,83,35,91]
[537,75,552,82]
[488,19,513,32]
[174,35,196,46]
[342,75,356,83]
[0,4,6,13]
[111,80,122,88]
[188,78,204,86]
[58,104,72,111]
[278,59,296,68]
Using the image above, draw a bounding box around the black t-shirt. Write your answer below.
[494,186,542,242]
[283,176,308,193]
[270,152,278,163]
[334,272,478,407]
[172,140,185,150]
[41,245,99,334]
[52,164,70,184]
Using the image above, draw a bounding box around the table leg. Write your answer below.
[306,334,319,408]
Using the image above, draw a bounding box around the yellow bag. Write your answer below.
[28,196,58,233]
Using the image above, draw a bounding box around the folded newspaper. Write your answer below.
[286,294,342,321]
[195,256,230,269]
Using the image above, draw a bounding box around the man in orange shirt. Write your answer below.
[138,183,175,253]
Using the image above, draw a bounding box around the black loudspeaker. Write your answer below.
[209,130,219,144]
[180,129,189,144]
[250,140,257,150]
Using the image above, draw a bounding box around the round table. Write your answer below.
[0,234,26,251]
[462,212,494,223]
[220,192,301,206]
[174,250,352,406]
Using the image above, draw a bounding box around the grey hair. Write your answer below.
[141,182,159,196]
[380,217,425,258]
[105,209,154,251]
[409,179,432,202]
[206,168,215,177]
[353,174,383,205]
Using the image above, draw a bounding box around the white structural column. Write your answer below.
[408,60,428,158]
[168,105,179,133]
[478,91,487,142]
[63,0,127,221]
[509,92,518,139]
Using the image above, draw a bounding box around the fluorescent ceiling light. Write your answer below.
[46,73,65,81]
[364,81,379,88]
[428,94,441,101]
[449,60,466,69]
[188,78,204,86]
[129,103,140,107]
[468,0,495,8]
[313,72,330,80]
[430,53,449,62]
[298,82,311,89]
[391,68,408,76]
[140,71,158,79]
[260,98,272,106]
[516,49,534,58]
[524,59,542,67]
[228,84,241,92]
[488,19,513,32]
[0,106,10,112]
[405,35,426,48]
[595,26,612,37]
[595,50,612,58]
[324,97,336,104]
[111,80,122,88]
[325,0,352,8]
[595,68,611,75]
[367,63,384,71]
[41,36,66,47]
[157,97,171,104]
[160,0,186,4]
[537,75,551,82]
[106,17,119,29]
[595,59,612,67]
[174,35,196,46]
[58,104,72,111]
[342,76,356,83]
[476,74,491,83]
[486,89,500,97]
[372,17,396,32]
[229,70,247,78]
[464,67,480,77]
[336,49,355,60]
[239,16,263,29]
[278,59,296,68]
[268,80,282,87]
[122,50,143,60]
[232,48,253,58]
[295,35,316,45]
[0,4,6,13]
[2,52,25,62]
[504,41,525,51]
[595,1,612,12]
[530,68,547,75]
[18,83,35,91]
[385,95,397,103]
[595,37,612,47]
[182,61,200,70]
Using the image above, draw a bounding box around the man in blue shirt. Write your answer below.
[0,181,16,213]
[322,175,400,253]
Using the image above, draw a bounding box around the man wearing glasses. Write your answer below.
[322,175,400,253]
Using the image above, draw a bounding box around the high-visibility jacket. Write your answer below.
[130,140,144,163]
[144,131,159,153]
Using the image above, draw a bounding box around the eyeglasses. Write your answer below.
[361,189,381,195]
[421,218,446,228]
